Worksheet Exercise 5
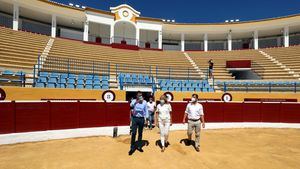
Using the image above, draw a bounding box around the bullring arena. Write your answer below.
[0,0,300,168]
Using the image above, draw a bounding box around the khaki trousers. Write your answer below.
[187,120,201,147]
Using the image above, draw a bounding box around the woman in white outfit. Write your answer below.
[155,95,172,152]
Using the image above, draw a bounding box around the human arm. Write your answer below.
[200,115,205,128]
[182,104,189,124]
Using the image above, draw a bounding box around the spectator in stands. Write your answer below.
[154,95,172,152]
[208,59,214,79]
[182,94,205,152]
[129,91,148,155]
[147,96,156,130]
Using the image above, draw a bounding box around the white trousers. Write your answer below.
[159,119,170,147]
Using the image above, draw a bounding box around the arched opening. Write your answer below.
[113,21,136,45]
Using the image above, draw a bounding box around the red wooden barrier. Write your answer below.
[223,103,243,122]
[50,102,79,130]
[242,102,261,122]
[15,102,50,133]
[0,101,15,134]
[171,102,188,123]
[260,103,281,122]
[79,102,107,128]
[0,101,299,134]
[226,60,251,68]
[203,102,224,122]
[280,103,300,123]
[106,102,130,126]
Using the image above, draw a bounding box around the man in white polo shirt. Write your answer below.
[182,94,205,152]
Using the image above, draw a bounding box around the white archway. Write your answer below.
[113,21,137,45]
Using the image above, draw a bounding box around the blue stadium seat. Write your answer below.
[38,77,47,83]
[2,70,14,75]
[102,85,109,90]
[67,84,75,89]
[67,79,76,84]
[47,83,56,88]
[175,87,181,91]
[85,84,93,89]
[77,84,84,89]
[59,74,67,80]
[0,78,9,82]
[102,76,109,81]
[77,80,84,85]
[57,83,66,88]
[93,84,101,89]
[86,75,93,80]
[50,73,59,78]
[48,77,57,83]
[86,80,93,85]
[93,75,100,80]
[36,82,45,88]
[93,79,101,85]
[58,78,67,84]
[78,74,85,80]
[39,72,48,77]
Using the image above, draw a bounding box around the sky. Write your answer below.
[53,0,300,23]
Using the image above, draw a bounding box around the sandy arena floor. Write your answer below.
[0,128,300,169]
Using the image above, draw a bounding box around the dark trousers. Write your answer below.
[130,117,145,149]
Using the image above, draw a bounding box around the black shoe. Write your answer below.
[165,141,170,147]
[195,147,200,152]
[137,147,144,152]
[128,149,135,155]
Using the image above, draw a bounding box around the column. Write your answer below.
[254,30,258,50]
[13,3,19,30]
[136,27,139,46]
[110,23,114,44]
[83,20,89,41]
[51,14,56,38]
[158,30,162,49]
[227,32,232,51]
[204,34,208,52]
[181,33,185,52]
[284,26,289,47]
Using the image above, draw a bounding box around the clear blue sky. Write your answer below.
[54,0,300,23]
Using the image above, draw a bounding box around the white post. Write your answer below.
[254,30,258,50]
[13,3,19,30]
[204,34,208,52]
[284,26,289,47]
[83,20,89,41]
[227,32,232,51]
[136,27,139,46]
[110,23,114,44]
[158,30,162,49]
[51,14,56,38]
[181,33,185,52]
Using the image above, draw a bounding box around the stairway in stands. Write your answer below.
[184,52,220,91]
[259,50,300,80]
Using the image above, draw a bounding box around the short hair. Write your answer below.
[192,93,199,99]
[136,91,142,96]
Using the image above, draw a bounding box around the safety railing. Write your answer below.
[33,56,110,86]
[216,80,300,93]
[112,36,138,46]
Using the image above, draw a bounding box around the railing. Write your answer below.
[139,41,158,49]
[217,81,300,93]
[33,56,110,86]
[112,36,138,46]
[88,35,111,45]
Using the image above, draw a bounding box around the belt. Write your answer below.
[188,119,200,122]
[132,116,145,119]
